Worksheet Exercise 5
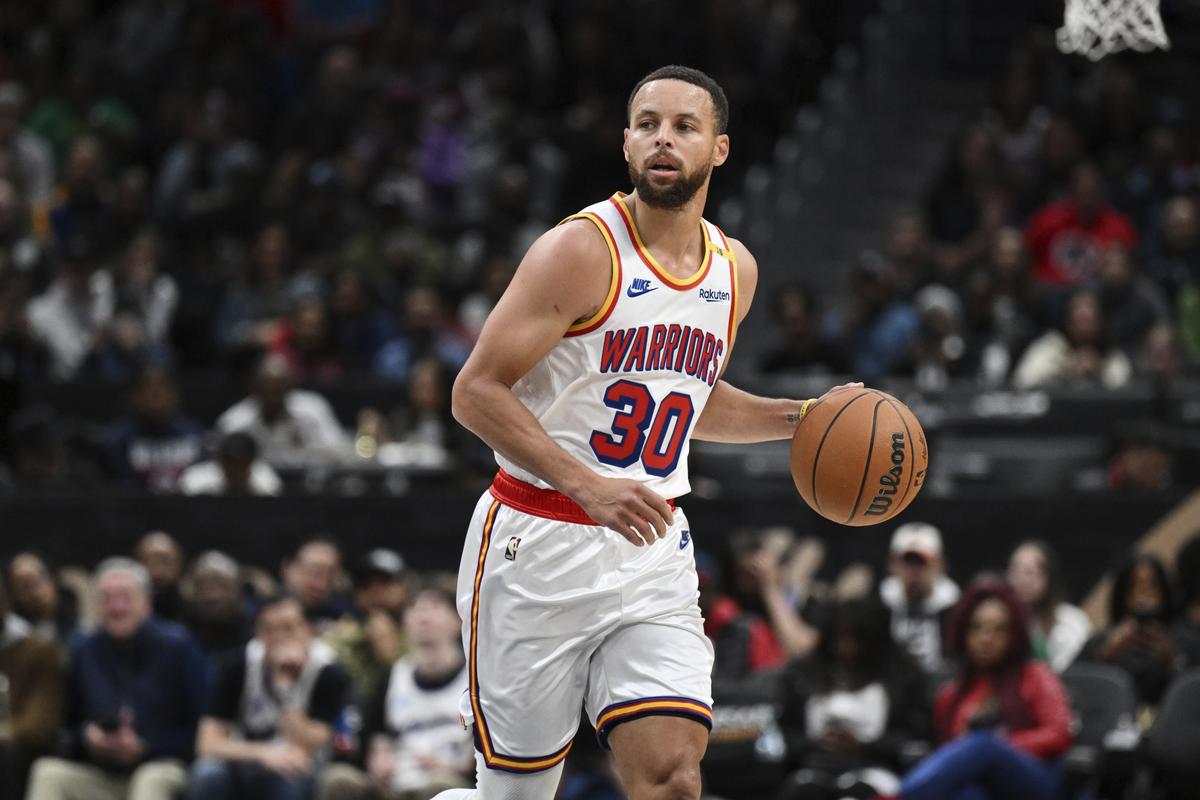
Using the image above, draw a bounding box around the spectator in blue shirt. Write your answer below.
[25,557,207,800]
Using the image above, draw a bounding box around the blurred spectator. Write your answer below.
[1012,288,1132,389]
[1097,244,1168,353]
[383,358,458,470]
[1146,195,1200,293]
[887,213,938,295]
[895,580,1071,800]
[111,230,178,354]
[981,70,1050,198]
[373,287,471,384]
[823,254,919,383]
[879,523,960,674]
[154,89,262,239]
[1025,163,1136,287]
[1,405,100,493]
[962,227,1039,386]
[25,235,114,381]
[0,177,46,280]
[26,558,206,800]
[1018,117,1084,220]
[1080,553,1179,705]
[0,283,50,460]
[0,571,66,800]
[216,353,350,469]
[776,599,929,800]
[457,253,515,340]
[1108,423,1174,491]
[1117,125,1193,236]
[1005,540,1091,672]
[760,285,844,375]
[924,123,1009,282]
[182,551,253,666]
[6,551,78,643]
[325,549,409,703]
[330,270,397,370]
[103,368,204,490]
[0,82,54,206]
[46,136,117,256]
[725,528,820,670]
[270,297,344,384]
[188,593,350,800]
[699,549,785,688]
[1174,535,1200,668]
[214,224,298,361]
[135,530,185,622]
[282,538,353,630]
[911,284,969,391]
[177,431,284,497]
[320,584,471,800]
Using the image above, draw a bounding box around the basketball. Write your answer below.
[790,388,928,526]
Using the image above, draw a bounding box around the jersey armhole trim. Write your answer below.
[560,212,622,337]
[715,225,739,347]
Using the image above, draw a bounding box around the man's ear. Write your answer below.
[623,128,631,163]
[712,133,730,167]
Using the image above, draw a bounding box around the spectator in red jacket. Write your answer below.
[888,579,1071,800]
[1026,163,1136,287]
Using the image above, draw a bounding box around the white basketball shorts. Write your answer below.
[454,470,714,774]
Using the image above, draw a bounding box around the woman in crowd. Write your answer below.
[777,598,929,800]
[1006,540,1091,671]
[1078,553,1180,705]
[890,579,1071,800]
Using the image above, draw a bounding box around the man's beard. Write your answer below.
[628,158,711,210]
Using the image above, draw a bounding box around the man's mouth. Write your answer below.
[648,155,681,174]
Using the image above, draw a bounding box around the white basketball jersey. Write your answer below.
[496,192,739,499]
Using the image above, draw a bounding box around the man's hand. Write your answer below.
[259,742,312,777]
[367,740,396,788]
[574,475,674,546]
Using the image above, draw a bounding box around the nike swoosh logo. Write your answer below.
[627,285,658,297]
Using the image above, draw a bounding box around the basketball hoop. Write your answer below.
[1057,0,1170,60]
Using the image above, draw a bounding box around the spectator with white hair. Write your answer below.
[879,523,960,674]
[25,558,207,800]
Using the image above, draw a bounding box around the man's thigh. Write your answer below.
[128,759,187,800]
[26,757,127,800]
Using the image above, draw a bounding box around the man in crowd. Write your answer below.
[134,530,185,621]
[282,538,352,631]
[319,584,471,800]
[0,573,65,799]
[879,523,961,674]
[26,558,207,800]
[325,548,410,703]
[187,593,350,800]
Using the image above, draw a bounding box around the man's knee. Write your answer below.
[26,757,115,800]
[316,762,372,800]
[128,759,187,800]
[640,760,702,800]
[188,757,234,796]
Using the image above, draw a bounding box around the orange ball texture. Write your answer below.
[790,388,928,526]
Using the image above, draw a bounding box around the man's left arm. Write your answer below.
[693,239,848,444]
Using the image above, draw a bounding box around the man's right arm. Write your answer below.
[195,717,269,763]
[451,221,673,545]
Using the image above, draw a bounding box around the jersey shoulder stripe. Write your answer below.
[558,211,623,338]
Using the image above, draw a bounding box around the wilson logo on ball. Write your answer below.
[864,432,906,517]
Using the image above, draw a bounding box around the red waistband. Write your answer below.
[489,469,675,526]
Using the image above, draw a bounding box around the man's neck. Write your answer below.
[624,191,708,279]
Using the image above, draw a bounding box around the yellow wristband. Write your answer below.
[799,398,817,420]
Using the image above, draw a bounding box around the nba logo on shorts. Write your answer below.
[679,530,690,550]
[505,537,522,561]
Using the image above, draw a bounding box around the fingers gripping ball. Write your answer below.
[791,388,928,526]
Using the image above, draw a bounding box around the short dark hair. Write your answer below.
[256,592,306,623]
[628,65,729,135]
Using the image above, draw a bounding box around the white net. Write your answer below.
[1057,0,1171,60]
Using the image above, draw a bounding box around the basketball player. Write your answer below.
[435,66,853,800]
